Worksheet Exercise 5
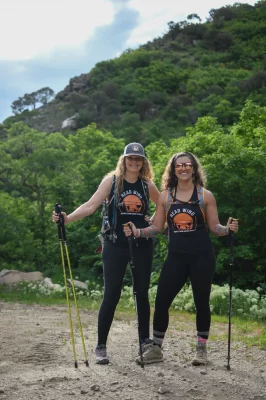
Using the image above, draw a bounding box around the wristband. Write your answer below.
[136,229,140,238]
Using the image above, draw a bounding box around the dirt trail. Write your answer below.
[0,302,265,400]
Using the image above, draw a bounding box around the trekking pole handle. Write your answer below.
[55,203,66,241]
[229,218,235,265]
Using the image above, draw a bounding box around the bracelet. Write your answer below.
[136,229,140,238]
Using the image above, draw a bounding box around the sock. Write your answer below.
[153,330,165,347]
[197,336,207,346]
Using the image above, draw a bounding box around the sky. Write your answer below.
[0,0,258,123]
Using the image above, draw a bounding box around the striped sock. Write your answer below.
[153,330,165,347]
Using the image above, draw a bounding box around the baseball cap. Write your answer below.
[123,142,146,158]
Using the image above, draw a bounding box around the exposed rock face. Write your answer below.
[56,73,91,101]
[0,269,43,285]
[61,114,78,130]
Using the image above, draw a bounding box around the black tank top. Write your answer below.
[167,185,213,254]
[108,178,152,246]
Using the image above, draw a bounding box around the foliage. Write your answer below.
[11,87,54,114]
[1,280,266,323]
[1,100,265,288]
[1,2,266,291]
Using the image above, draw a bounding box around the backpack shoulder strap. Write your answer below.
[197,185,206,223]
[141,179,149,199]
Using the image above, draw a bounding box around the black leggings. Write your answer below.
[154,250,215,339]
[98,240,153,345]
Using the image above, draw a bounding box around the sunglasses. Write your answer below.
[126,156,143,162]
[175,162,193,170]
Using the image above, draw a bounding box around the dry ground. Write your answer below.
[0,302,265,400]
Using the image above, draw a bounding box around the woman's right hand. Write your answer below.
[52,211,69,224]
[123,222,138,237]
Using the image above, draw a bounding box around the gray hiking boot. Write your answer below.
[136,343,163,365]
[95,345,109,365]
[192,344,208,366]
[138,338,153,355]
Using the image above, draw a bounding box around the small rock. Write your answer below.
[200,370,207,375]
[90,384,100,392]
[80,390,88,394]
[158,386,169,394]
[157,371,164,377]
[111,381,119,385]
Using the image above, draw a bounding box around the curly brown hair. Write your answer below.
[107,155,154,199]
[161,152,207,190]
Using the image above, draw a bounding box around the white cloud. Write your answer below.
[0,0,114,60]
[126,0,257,47]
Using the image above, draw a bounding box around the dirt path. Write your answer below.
[0,302,265,400]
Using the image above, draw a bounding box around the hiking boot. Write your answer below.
[136,343,163,365]
[138,338,153,355]
[192,344,208,366]
[95,345,109,365]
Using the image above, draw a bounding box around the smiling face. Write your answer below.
[174,156,194,181]
[124,155,144,173]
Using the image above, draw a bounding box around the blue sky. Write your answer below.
[0,0,257,123]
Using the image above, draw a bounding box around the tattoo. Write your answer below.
[139,225,159,238]
[214,224,228,236]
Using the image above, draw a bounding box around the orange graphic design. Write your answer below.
[122,195,143,213]
[173,213,195,231]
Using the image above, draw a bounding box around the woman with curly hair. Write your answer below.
[124,151,238,366]
[53,143,159,364]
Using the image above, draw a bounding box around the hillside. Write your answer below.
[2,1,266,145]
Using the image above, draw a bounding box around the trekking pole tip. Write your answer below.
[85,360,89,367]
[74,361,78,369]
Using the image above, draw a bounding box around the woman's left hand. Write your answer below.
[227,218,239,233]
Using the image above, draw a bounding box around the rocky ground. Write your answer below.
[0,301,265,400]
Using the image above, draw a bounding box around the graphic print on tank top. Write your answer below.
[118,189,145,215]
[169,206,197,233]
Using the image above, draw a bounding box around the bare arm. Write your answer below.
[53,175,113,224]
[205,190,239,235]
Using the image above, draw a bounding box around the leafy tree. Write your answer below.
[187,13,201,22]
[36,87,55,104]
[11,97,25,115]
[11,87,54,115]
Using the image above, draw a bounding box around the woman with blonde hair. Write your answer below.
[124,151,238,366]
[53,143,160,364]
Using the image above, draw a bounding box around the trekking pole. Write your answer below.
[55,203,89,368]
[127,225,144,369]
[226,225,234,371]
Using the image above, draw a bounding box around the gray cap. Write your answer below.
[124,142,146,158]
